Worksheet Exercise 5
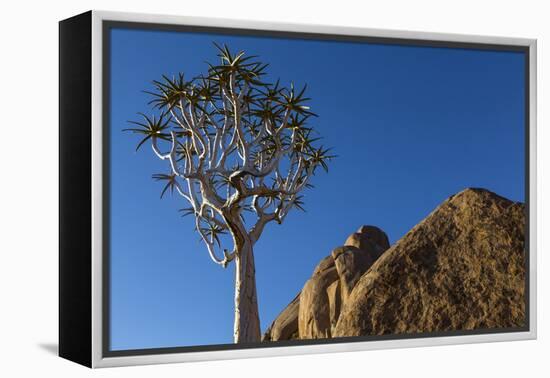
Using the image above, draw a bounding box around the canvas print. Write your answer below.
[108,25,527,353]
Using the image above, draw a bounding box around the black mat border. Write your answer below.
[59,11,93,367]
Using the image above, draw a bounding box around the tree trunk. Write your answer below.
[233,241,261,343]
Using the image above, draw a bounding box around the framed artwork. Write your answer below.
[59,10,537,368]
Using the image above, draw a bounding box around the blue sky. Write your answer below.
[108,27,525,351]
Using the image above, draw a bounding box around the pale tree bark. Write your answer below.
[223,208,261,342]
[233,241,261,343]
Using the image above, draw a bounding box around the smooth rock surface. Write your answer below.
[332,246,375,302]
[344,225,390,262]
[298,266,339,339]
[262,294,300,341]
[263,225,390,341]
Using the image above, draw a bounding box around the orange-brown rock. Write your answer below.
[344,225,390,262]
[333,188,526,337]
[262,294,300,341]
[263,226,390,341]
[263,188,526,342]
[298,264,340,338]
[332,246,375,302]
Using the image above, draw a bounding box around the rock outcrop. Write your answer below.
[263,188,526,341]
[263,226,390,341]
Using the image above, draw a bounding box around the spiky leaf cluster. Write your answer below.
[125,43,334,267]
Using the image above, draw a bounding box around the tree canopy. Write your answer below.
[125,43,334,267]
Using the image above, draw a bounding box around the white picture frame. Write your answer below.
[59,10,537,368]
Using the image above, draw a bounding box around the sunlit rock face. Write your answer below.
[263,226,390,341]
[263,189,526,342]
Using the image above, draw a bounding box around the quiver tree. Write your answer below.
[125,44,334,343]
